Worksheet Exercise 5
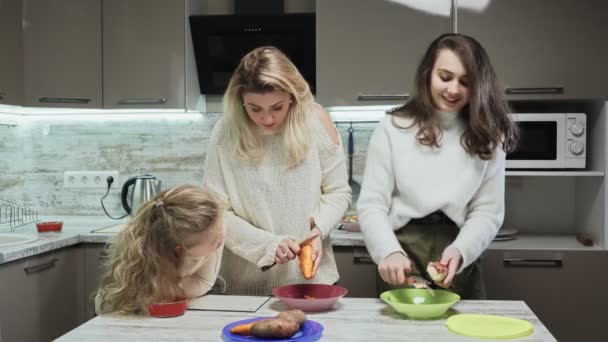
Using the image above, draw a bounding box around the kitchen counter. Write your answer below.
[0,216,124,264]
[1,216,599,264]
[0,216,364,264]
[56,296,556,341]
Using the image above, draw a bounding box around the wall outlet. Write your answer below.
[64,171,120,189]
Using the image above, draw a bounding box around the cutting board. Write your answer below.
[91,224,125,233]
[188,295,271,312]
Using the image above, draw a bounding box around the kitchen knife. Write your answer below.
[260,233,320,272]
[407,275,436,296]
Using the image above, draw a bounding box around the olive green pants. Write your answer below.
[376,223,486,299]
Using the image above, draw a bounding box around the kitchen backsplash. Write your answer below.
[0,110,375,215]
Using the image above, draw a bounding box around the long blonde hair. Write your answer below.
[223,46,314,166]
[96,185,222,315]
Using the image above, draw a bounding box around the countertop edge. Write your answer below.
[0,226,365,265]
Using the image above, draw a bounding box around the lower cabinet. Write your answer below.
[333,246,378,298]
[482,249,608,342]
[84,243,110,320]
[0,246,85,342]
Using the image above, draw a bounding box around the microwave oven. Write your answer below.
[506,113,586,169]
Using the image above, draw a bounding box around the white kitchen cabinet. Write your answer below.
[316,0,452,107]
[482,249,608,342]
[0,246,85,342]
[22,0,102,108]
[333,246,378,297]
[103,0,185,109]
[458,0,608,100]
[0,0,23,105]
[84,243,109,320]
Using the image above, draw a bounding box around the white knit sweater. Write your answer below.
[179,244,224,298]
[357,112,505,271]
[203,115,351,295]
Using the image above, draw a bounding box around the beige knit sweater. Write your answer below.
[203,114,351,295]
[178,244,224,298]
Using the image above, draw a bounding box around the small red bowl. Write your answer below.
[146,298,188,318]
[273,284,348,312]
[36,221,63,233]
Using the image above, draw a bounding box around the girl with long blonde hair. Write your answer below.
[204,46,351,295]
[95,185,224,315]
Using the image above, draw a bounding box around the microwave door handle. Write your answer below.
[505,87,564,95]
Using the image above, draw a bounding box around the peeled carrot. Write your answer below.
[299,244,314,279]
[230,321,256,335]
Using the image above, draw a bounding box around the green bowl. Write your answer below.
[380,288,460,319]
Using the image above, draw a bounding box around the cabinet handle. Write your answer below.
[503,258,563,268]
[0,121,17,127]
[356,94,410,101]
[504,87,564,95]
[354,256,374,264]
[39,97,92,104]
[353,248,374,264]
[117,98,168,105]
[24,257,59,274]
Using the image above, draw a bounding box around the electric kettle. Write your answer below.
[121,174,162,215]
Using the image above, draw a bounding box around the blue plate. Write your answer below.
[222,317,323,342]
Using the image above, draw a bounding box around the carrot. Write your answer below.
[230,321,257,335]
[299,244,314,279]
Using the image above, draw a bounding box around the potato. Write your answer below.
[427,261,448,282]
[251,318,300,338]
[277,309,307,325]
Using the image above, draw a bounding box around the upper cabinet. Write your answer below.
[316,0,452,107]
[0,0,23,105]
[23,0,102,108]
[103,0,185,109]
[458,0,608,100]
[17,0,189,109]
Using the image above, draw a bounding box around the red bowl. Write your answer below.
[146,298,188,318]
[36,221,63,233]
[272,284,348,312]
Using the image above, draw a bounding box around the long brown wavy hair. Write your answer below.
[391,33,518,160]
[95,185,222,315]
[223,46,314,166]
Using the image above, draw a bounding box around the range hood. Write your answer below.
[189,12,316,95]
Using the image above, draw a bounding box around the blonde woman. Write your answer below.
[95,185,225,315]
[203,46,351,295]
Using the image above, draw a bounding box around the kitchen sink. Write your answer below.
[0,233,38,247]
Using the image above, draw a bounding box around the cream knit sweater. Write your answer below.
[358,112,505,272]
[203,114,351,295]
[178,244,224,298]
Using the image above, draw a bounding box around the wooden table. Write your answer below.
[57,296,557,341]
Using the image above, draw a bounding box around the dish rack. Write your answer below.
[0,200,39,232]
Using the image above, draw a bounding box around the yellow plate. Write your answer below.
[446,314,533,339]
